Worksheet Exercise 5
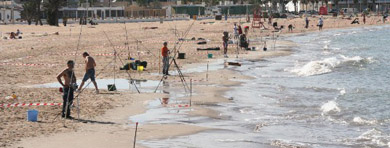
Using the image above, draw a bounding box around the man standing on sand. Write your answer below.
[223,32,229,58]
[162,42,170,75]
[238,25,243,35]
[363,13,366,24]
[233,23,238,39]
[268,14,273,25]
[57,60,77,119]
[78,52,99,94]
[305,16,309,28]
[318,17,324,31]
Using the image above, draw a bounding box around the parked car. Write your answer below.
[308,10,319,15]
[329,9,339,14]
[298,10,307,15]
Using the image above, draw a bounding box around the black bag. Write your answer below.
[140,61,148,68]
[120,63,130,70]
[130,62,137,70]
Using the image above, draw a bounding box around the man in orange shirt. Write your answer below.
[161,42,170,75]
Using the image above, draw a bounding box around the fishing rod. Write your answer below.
[103,31,141,93]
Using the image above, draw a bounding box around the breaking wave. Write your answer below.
[352,117,377,125]
[356,129,390,147]
[290,55,374,76]
[321,100,341,115]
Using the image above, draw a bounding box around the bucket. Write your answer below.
[208,53,213,59]
[137,66,144,72]
[27,110,38,122]
[178,53,186,59]
[107,84,117,91]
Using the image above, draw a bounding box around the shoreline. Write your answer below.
[1,16,388,147]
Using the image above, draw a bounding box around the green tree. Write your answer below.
[353,0,358,10]
[78,0,97,7]
[21,1,36,25]
[362,0,367,10]
[136,0,149,7]
[204,0,220,6]
[35,0,43,25]
[301,0,308,10]
[151,0,162,9]
[310,0,315,11]
[43,0,65,26]
[334,0,339,9]
[293,0,298,13]
[249,0,263,5]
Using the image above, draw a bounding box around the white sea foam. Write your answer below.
[353,117,377,125]
[357,129,390,147]
[291,55,374,76]
[239,108,256,115]
[338,88,346,95]
[321,100,341,115]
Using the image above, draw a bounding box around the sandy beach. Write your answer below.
[1,14,388,148]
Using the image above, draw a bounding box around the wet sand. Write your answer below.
[1,15,388,147]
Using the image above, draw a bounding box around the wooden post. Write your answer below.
[190,79,192,106]
[133,122,139,148]
[206,62,209,81]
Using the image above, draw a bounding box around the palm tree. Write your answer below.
[301,0,308,11]
[136,0,149,7]
[35,0,43,25]
[271,0,278,12]
[362,0,367,10]
[334,0,339,9]
[353,0,358,11]
[43,0,65,26]
[310,0,315,11]
[21,1,36,25]
[293,0,298,13]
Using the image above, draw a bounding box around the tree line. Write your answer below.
[21,0,376,26]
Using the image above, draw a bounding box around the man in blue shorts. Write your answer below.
[78,52,99,94]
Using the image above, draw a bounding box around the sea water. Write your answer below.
[137,25,390,148]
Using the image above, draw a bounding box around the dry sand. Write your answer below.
[1,14,388,147]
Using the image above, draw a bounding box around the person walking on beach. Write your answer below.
[363,13,366,24]
[78,52,99,94]
[57,60,77,119]
[288,24,294,32]
[318,17,324,31]
[162,42,170,75]
[238,25,243,35]
[223,32,229,58]
[305,16,309,28]
[233,23,238,39]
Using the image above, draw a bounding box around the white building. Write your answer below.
[0,0,22,24]
[286,1,301,12]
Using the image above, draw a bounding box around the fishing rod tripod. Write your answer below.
[154,53,189,93]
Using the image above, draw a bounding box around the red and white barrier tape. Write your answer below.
[0,63,84,67]
[0,103,62,108]
[165,104,191,108]
[165,79,205,83]
[0,63,58,67]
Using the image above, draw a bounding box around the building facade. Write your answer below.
[0,0,22,23]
